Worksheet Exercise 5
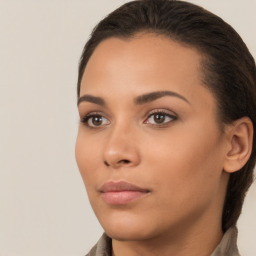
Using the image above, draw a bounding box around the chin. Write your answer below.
[98,212,156,241]
[105,226,155,242]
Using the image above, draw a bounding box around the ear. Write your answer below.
[223,117,253,173]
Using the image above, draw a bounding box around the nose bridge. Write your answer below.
[103,118,140,168]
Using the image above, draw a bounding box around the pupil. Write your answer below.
[154,114,165,123]
[92,116,102,126]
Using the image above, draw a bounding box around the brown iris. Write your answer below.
[91,116,103,126]
[153,113,166,124]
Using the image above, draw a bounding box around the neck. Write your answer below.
[112,212,223,256]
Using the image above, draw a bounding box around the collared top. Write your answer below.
[86,227,240,256]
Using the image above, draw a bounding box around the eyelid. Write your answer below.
[144,108,177,120]
[147,108,177,115]
[80,110,110,120]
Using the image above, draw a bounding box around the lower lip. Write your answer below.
[101,191,149,205]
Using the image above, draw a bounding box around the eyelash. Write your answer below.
[80,109,177,129]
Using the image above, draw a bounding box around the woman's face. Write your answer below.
[76,34,229,241]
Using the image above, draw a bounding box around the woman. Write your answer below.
[75,0,256,255]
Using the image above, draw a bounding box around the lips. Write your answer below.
[99,181,150,205]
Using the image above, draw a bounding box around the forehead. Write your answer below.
[86,33,202,71]
[80,33,213,107]
[81,33,204,92]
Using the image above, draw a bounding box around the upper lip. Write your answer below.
[99,181,150,193]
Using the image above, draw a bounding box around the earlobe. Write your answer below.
[223,117,253,173]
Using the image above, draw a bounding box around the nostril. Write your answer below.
[104,159,132,167]
[104,161,110,166]
[119,159,130,164]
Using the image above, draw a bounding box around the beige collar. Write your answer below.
[211,226,240,256]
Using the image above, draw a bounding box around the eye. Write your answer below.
[81,113,110,128]
[144,110,177,126]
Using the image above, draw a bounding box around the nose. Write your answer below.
[103,124,140,169]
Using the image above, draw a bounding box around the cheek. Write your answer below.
[144,124,224,204]
[75,130,102,187]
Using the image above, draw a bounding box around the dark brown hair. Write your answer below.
[77,0,256,231]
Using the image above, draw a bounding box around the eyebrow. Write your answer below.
[77,90,190,106]
[134,90,190,105]
[77,95,106,106]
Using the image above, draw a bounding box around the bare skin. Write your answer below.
[76,33,252,256]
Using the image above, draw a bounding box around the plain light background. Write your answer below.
[0,0,255,255]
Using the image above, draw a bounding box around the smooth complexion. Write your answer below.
[76,34,251,256]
